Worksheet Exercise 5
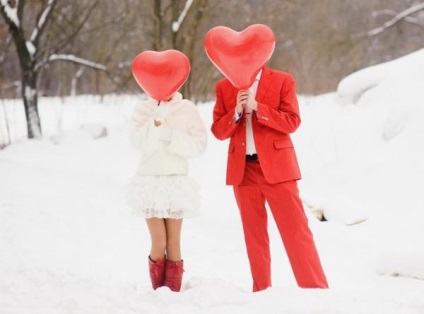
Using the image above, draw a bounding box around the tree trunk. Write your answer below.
[2,2,43,139]
[21,67,42,139]
[0,99,11,148]
[13,32,42,139]
[1,0,60,139]
[153,0,163,51]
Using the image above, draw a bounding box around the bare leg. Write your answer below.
[146,218,167,261]
[164,218,183,261]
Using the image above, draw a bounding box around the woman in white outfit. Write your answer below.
[128,91,207,292]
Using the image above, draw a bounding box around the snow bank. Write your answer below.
[337,48,424,105]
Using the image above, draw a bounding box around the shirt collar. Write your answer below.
[255,69,263,81]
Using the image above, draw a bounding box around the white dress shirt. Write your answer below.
[246,70,262,155]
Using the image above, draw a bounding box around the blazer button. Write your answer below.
[242,142,245,146]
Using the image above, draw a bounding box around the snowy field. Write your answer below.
[1,49,424,313]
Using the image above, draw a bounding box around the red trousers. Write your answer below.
[233,161,329,292]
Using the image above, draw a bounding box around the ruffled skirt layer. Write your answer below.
[127,175,200,219]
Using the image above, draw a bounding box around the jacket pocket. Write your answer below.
[273,139,293,149]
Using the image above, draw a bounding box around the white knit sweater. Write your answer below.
[129,92,207,176]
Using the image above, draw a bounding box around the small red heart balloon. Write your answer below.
[204,24,275,89]
[131,50,190,101]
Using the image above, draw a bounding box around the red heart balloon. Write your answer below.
[131,50,190,101]
[204,24,275,89]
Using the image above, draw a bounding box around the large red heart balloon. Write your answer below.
[132,50,190,101]
[204,24,275,89]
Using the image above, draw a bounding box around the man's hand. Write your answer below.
[236,90,249,114]
[237,90,257,114]
[245,91,258,112]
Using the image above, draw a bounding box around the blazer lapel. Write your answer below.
[256,66,274,102]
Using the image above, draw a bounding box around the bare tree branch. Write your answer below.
[39,0,99,58]
[172,0,193,32]
[37,53,127,93]
[0,35,12,63]
[36,54,107,72]
[373,9,424,26]
[30,0,57,46]
[356,2,424,37]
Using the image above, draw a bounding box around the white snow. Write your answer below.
[337,48,424,105]
[26,41,36,58]
[337,48,424,143]
[0,0,20,27]
[1,49,424,313]
[172,0,194,32]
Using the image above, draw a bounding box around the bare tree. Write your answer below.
[0,0,109,139]
[1,0,57,138]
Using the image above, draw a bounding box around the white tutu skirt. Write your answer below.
[127,174,200,219]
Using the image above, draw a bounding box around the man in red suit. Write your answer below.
[211,65,329,292]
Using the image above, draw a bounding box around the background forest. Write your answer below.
[2,0,424,101]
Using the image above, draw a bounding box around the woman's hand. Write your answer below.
[154,104,170,127]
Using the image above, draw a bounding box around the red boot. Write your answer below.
[164,260,184,292]
[148,256,166,290]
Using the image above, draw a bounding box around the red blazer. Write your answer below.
[211,66,302,185]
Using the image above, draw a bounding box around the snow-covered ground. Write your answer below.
[1,49,424,313]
